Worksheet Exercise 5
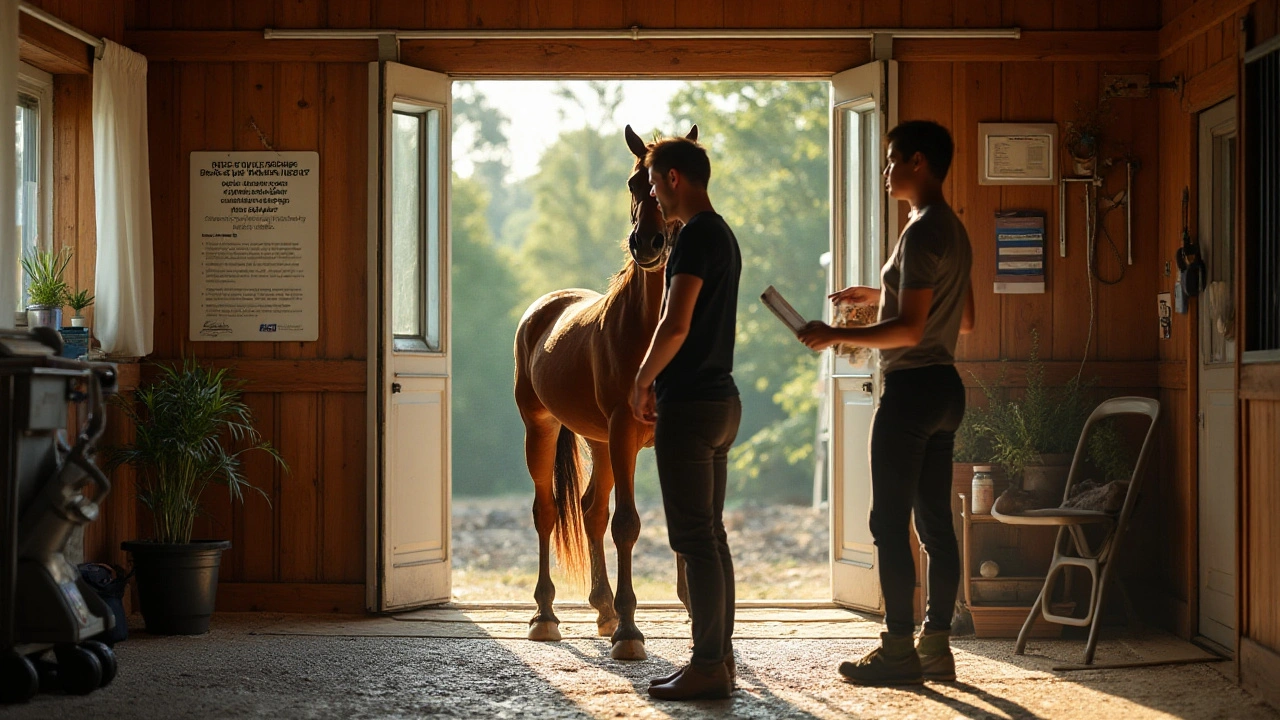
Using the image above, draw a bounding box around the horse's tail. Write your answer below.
[552,425,589,588]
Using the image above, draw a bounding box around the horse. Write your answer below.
[513,124,698,661]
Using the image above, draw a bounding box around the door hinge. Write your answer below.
[1197,410,1205,428]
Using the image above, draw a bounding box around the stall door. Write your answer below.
[368,61,453,611]
[829,60,897,612]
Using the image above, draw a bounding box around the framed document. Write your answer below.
[978,123,1058,185]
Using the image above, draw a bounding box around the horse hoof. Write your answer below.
[597,619,619,637]
[610,639,647,660]
[528,621,562,641]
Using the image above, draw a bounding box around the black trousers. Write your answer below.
[654,396,742,667]
[869,364,966,636]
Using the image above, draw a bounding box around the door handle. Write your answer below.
[862,381,874,393]
[391,382,402,394]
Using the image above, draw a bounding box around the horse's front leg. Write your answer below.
[608,419,646,660]
[585,441,619,637]
[524,417,562,641]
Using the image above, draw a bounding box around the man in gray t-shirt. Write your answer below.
[799,120,973,687]
[879,203,973,373]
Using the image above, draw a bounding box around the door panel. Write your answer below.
[830,60,897,611]
[1196,98,1236,650]
[369,61,452,611]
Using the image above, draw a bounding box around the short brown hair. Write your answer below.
[886,120,954,181]
[644,137,711,188]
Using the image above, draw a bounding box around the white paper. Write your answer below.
[760,285,808,336]
[189,151,319,341]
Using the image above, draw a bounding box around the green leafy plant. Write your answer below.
[1063,97,1114,162]
[66,288,95,314]
[968,330,1094,480]
[952,407,996,464]
[106,359,286,545]
[1085,418,1137,482]
[20,248,72,308]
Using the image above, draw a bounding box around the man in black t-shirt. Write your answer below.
[630,137,741,701]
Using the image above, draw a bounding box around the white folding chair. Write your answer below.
[991,396,1160,664]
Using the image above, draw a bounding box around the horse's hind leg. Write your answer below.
[584,441,619,637]
[524,413,562,641]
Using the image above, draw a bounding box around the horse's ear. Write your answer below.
[686,125,699,142]
[624,125,648,160]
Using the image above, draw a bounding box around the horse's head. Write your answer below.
[624,124,698,271]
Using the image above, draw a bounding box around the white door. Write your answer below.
[1196,99,1237,651]
[367,61,453,611]
[829,60,898,611]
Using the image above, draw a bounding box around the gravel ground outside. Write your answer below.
[452,496,830,602]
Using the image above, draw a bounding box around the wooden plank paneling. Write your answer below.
[216,582,365,613]
[673,0,724,27]
[1000,62,1055,360]
[148,62,177,359]
[326,0,371,29]
[142,359,367,392]
[276,62,322,361]
[893,31,1158,61]
[235,393,277,581]
[623,0,676,29]
[1003,0,1055,30]
[320,64,368,360]
[275,0,321,29]
[861,0,902,27]
[1054,0,1098,30]
[322,393,367,582]
[1184,55,1238,112]
[1242,638,1280,710]
[956,0,1001,27]
[804,0,862,28]
[278,393,320,581]
[1051,62,1100,363]
[1246,401,1280,646]
[373,0,426,29]
[952,62,1003,361]
[1159,0,1254,57]
[903,0,953,28]
[525,0,575,27]
[1241,364,1280,400]
[956,360,1168,388]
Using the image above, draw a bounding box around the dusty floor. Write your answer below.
[5,610,1276,719]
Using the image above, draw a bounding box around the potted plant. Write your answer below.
[1063,98,1113,177]
[106,359,285,635]
[969,330,1094,501]
[20,247,71,330]
[66,289,94,328]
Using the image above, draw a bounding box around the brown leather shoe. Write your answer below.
[648,654,737,687]
[646,662,732,701]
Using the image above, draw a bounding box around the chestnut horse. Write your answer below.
[514,125,697,660]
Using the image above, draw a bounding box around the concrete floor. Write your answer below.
[5,611,1277,719]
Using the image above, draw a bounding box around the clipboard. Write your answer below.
[760,285,808,336]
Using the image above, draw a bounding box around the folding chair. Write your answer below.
[991,396,1160,664]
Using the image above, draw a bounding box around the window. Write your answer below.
[390,103,442,352]
[1244,38,1280,361]
[841,101,881,289]
[14,62,53,323]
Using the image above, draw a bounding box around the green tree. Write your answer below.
[514,82,638,298]
[668,81,831,503]
[450,175,528,495]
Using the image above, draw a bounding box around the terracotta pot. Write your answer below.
[1022,453,1073,499]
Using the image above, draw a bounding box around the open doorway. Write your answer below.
[448,79,832,602]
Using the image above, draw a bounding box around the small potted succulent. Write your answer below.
[20,248,72,330]
[66,289,94,328]
[1063,99,1113,177]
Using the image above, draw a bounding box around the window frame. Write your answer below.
[14,61,54,325]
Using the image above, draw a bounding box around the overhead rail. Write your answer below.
[18,1,105,59]
[263,27,1022,42]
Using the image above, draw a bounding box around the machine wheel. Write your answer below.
[1,651,39,703]
[54,644,102,695]
[82,641,116,687]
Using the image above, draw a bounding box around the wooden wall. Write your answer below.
[26,0,1191,614]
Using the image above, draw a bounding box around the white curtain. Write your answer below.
[0,0,17,330]
[93,39,153,356]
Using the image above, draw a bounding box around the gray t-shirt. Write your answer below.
[878,203,972,374]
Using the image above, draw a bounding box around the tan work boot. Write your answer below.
[916,628,956,682]
[837,632,923,686]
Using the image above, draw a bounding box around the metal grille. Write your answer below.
[1246,42,1280,354]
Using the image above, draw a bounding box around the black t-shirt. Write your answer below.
[654,211,741,403]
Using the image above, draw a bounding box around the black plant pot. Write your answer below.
[120,540,231,635]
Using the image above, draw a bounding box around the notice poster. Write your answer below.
[189,152,319,342]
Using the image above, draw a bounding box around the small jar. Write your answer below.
[971,465,995,515]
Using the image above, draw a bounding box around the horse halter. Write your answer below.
[628,180,672,271]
